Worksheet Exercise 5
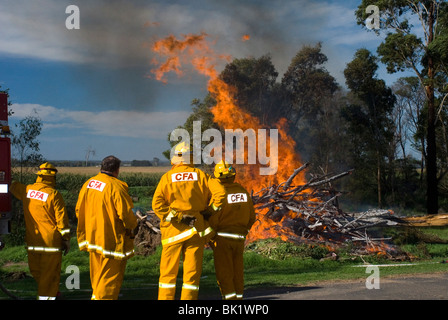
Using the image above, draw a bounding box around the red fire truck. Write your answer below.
[0,92,11,248]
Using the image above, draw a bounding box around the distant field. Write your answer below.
[15,166,171,175]
[58,166,171,175]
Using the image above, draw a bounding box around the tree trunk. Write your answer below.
[425,1,438,215]
[377,151,382,208]
[420,136,426,187]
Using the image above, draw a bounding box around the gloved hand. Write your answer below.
[166,209,179,222]
[200,208,213,221]
[180,215,197,227]
[127,224,140,239]
[208,239,217,250]
[61,239,70,256]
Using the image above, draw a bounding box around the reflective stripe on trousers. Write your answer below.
[158,283,200,291]
[158,282,200,300]
[38,296,56,300]
[213,236,245,301]
[158,234,204,300]
[224,292,244,300]
[28,251,62,299]
[159,282,176,289]
[158,282,177,300]
[182,283,199,291]
[89,252,127,300]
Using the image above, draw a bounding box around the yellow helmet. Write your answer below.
[174,141,191,155]
[36,162,58,176]
[214,160,236,179]
[171,141,192,165]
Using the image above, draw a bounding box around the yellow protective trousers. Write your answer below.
[89,252,127,300]
[27,251,62,300]
[212,236,245,300]
[158,234,205,300]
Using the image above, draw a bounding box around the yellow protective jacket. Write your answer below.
[208,179,256,239]
[152,164,212,246]
[208,177,227,211]
[76,172,138,260]
[11,177,70,253]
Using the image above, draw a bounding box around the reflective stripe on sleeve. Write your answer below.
[199,227,213,237]
[217,232,246,240]
[60,229,71,236]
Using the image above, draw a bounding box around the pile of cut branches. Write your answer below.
[250,163,404,258]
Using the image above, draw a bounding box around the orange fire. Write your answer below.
[241,34,250,41]
[150,32,306,243]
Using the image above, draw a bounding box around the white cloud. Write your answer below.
[10,103,191,139]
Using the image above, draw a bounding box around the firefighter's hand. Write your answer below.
[166,209,178,222]
[180,215,196,227]
[200,208,213,221]
[131,224,139,239]
[208,239,217,249]
[61,240,70,256]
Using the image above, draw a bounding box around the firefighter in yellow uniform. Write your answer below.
[208,161,256,300]
[152,142,212,300]
[10,162,71,300]
[76,155,138,300]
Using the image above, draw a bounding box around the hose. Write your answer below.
[0,280,20,300]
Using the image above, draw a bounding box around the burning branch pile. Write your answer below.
[248,163,404,257]
[148,32,407,259]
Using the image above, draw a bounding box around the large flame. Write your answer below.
[150,32,305,243]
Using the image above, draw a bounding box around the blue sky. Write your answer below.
[0,0,408,162]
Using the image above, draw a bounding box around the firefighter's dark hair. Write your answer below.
[101,155,121,173]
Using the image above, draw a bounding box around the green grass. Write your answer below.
[128,186,156,209]
[2,231,448,300]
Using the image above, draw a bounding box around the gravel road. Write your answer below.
[245,272,448,300]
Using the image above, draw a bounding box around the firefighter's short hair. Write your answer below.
[101,155,121,173]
